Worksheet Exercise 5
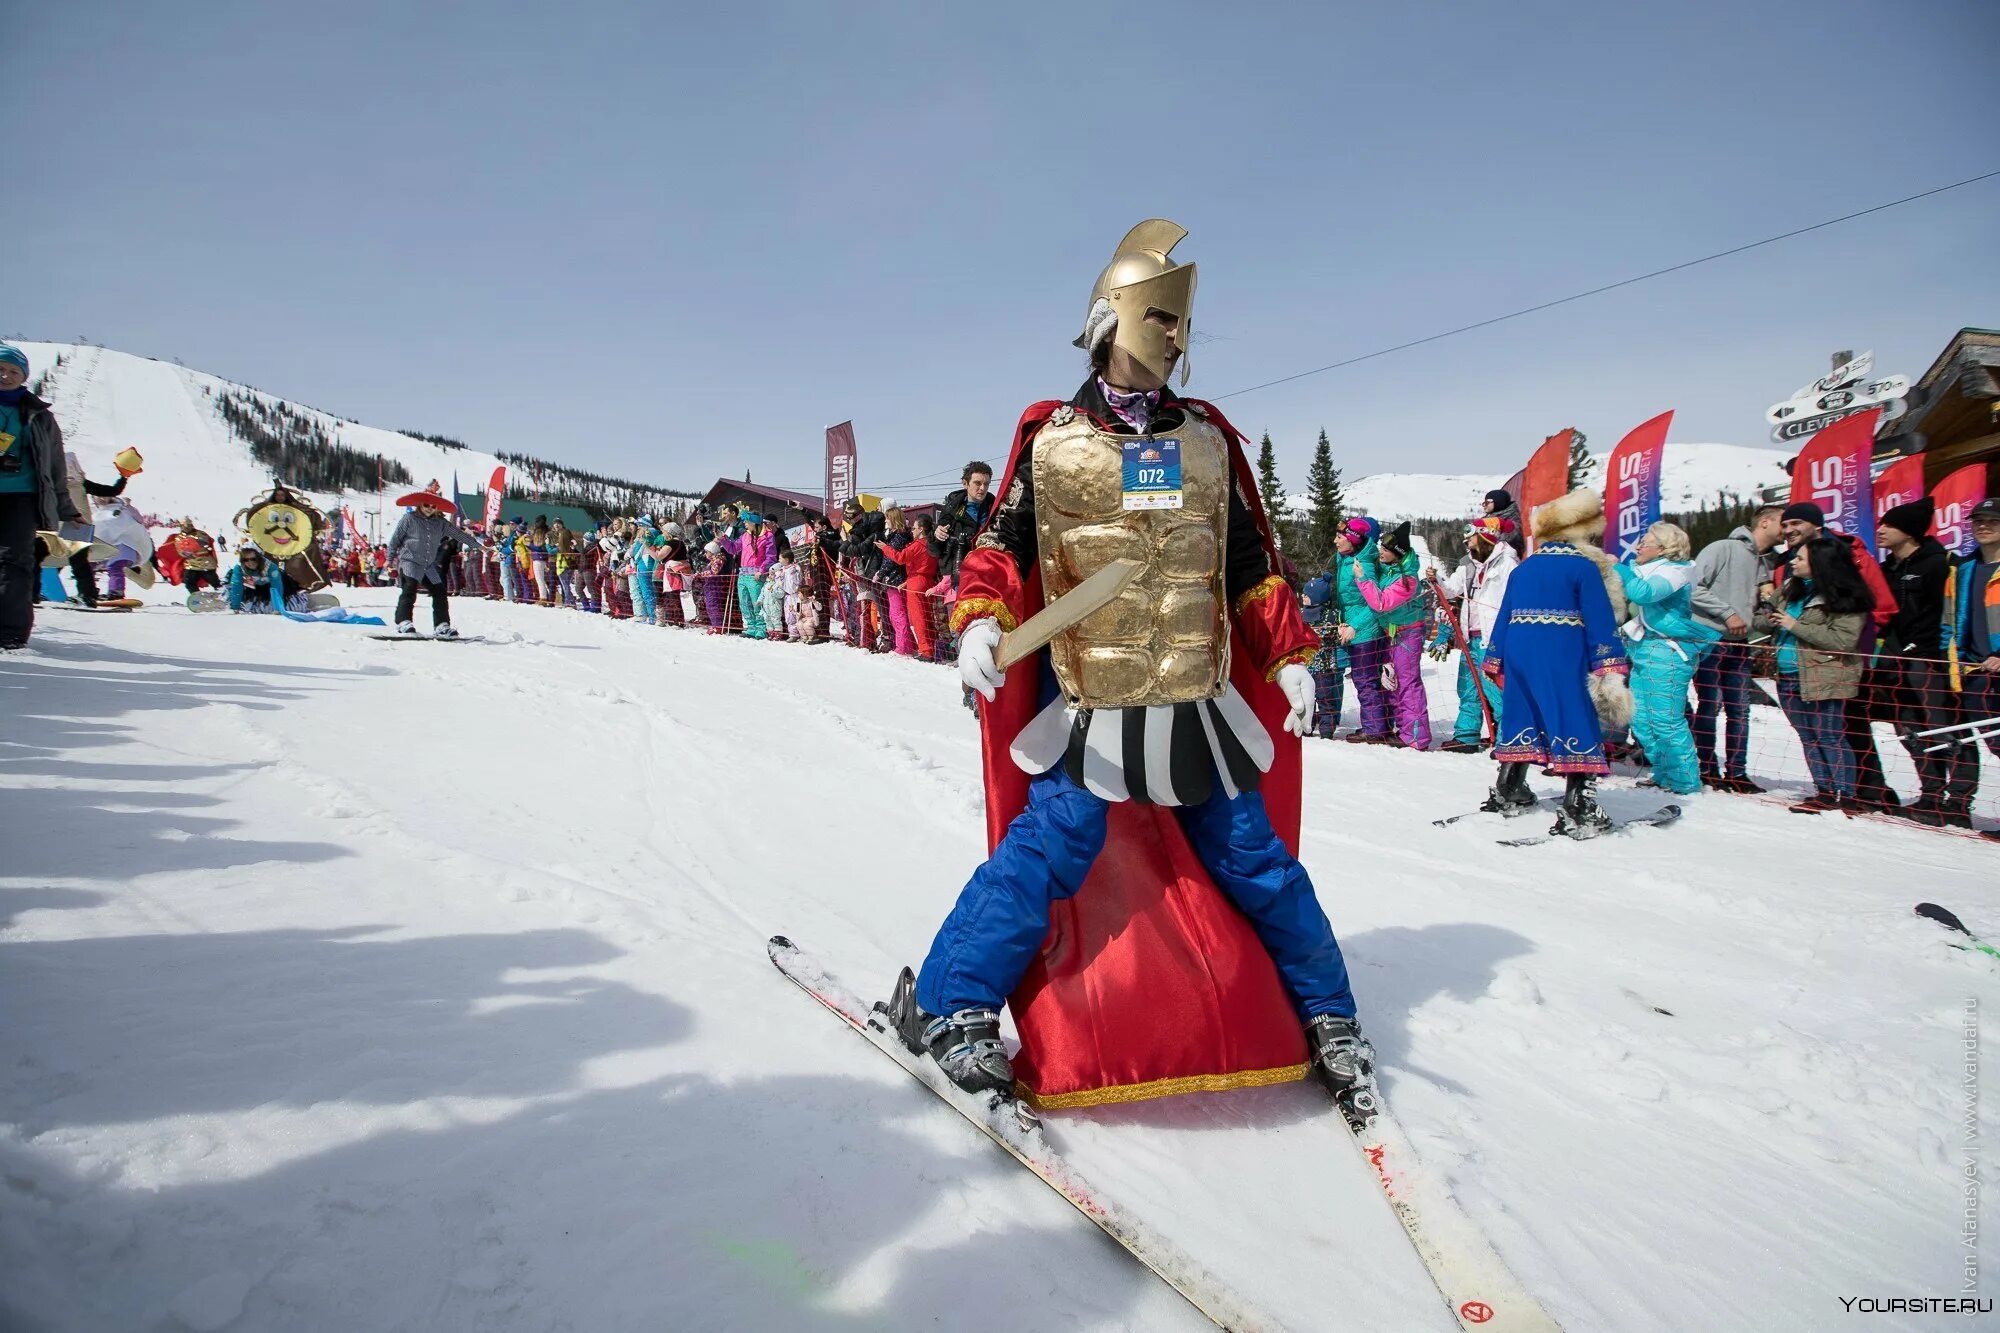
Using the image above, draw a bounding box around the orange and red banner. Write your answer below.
[1788,408,1881,552]
[1872,455,1926,526]
[1519,428,1575,552]
[1933,463,1988,557]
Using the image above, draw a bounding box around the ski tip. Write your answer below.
[1915,903,1968,934]
[768,935,795,951]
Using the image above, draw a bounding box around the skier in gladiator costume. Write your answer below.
[887,220,1374,1116]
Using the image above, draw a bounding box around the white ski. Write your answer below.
[769,936,1563,1332]
[767,936,1281,1331]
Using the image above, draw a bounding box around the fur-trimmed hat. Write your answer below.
[1531,487,1606,544]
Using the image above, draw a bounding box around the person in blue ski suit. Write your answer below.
[1301,569,1346,739]
[1614,522,1721,795]
[1482,488,1633,836]
[629,518,662,622]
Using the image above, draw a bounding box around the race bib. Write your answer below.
[1122,437,1184,511]
[0,431,16,453]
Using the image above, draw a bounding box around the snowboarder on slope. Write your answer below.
[1481,488,1634,837]
[387,485,483,638]
[887,219,1372,1115]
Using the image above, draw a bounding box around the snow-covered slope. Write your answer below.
[20,342,526,540]
[3,598,1992,1331]
[1343,442,1790,523]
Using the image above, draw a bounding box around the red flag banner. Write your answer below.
[825,421,858,516]
[1519,429,1576,552]
[1788,408,1881,553]
[484,465,507,527]
[1872,455,1926,527]
[1603,410,1673,561]
[1933,463,1988,557]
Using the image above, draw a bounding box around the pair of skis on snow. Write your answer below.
[767,936,1562,1332]
[1433,802,1682,846]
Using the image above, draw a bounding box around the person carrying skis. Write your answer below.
[886,219,1372,1118]
[1436,514,1518,753]
[387,487,483,638]
[1481,487,1635,837]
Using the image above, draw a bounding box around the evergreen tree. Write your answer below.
[1255,432,1288,531]
[1567,429,1596,491]
[1301,428,1345,571]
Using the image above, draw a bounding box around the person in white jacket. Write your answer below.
[1437,515,1519,752]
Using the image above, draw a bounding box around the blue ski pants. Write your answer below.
[1453,635,1500,744]
[1628,636,1706,794]
[916,764,1356,1023]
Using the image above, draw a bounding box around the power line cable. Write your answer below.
[1213,168,2000,402]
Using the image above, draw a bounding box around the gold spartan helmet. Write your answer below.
[1073,219,1197,387]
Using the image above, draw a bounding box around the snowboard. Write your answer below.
[769,936,1562,1333]
[1498,804,1681,848]
[100,597,145,608]
[187,590,229,613]
[367,633,485,643]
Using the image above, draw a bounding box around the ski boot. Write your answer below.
[395,620,419,637]
[1306,1013,1379,1129]
[882,967,1016,1099]
[434,623,460,640]
[1553,774,1613,839]
[1479,761,1537,818]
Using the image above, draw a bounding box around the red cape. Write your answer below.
[951,396,1319,1108]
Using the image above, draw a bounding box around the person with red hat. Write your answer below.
[387,486,483,638]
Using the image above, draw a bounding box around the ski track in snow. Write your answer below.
[4,590,1997,1332]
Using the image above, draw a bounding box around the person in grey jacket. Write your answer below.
[387,489,483,637]
[0,343,85,649]
[1689,504,1783,790]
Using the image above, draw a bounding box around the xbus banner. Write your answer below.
[1873,454,1926,526]
[1788,409,1881,553]
[1604,410,1672,561]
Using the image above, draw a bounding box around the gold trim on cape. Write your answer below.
[1017,1061,1310,1110]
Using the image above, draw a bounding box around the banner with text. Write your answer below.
[825,421,858,516]
[484,465,507,527]
[1872,455,1926,527]
[1788,409,1880,553]
[1933,463,1988,557]
[1603,410,1673,561]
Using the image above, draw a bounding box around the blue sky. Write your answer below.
[13,0,1996,501]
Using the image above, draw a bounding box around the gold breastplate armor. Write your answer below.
[1032,410,1230,708]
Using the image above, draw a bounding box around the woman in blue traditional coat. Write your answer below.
[1480,488,1634,838]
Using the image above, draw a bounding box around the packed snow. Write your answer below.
[4,586,1995,1331]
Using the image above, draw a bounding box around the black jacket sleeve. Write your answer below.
[82,474,128,499]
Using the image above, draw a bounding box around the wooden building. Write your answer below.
[1874,327,2000,491]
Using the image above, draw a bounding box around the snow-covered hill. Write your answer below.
[16,342,691,543]
[17,342,512,541]
[1342,442,1790,523]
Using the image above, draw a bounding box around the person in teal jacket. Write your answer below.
[1355,520,1433,749]
[1332,517,1390,741]
[1614,522,1721,794]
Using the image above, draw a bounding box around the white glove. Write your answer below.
[1277,662,1316,737]
[958,618,1006,701]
